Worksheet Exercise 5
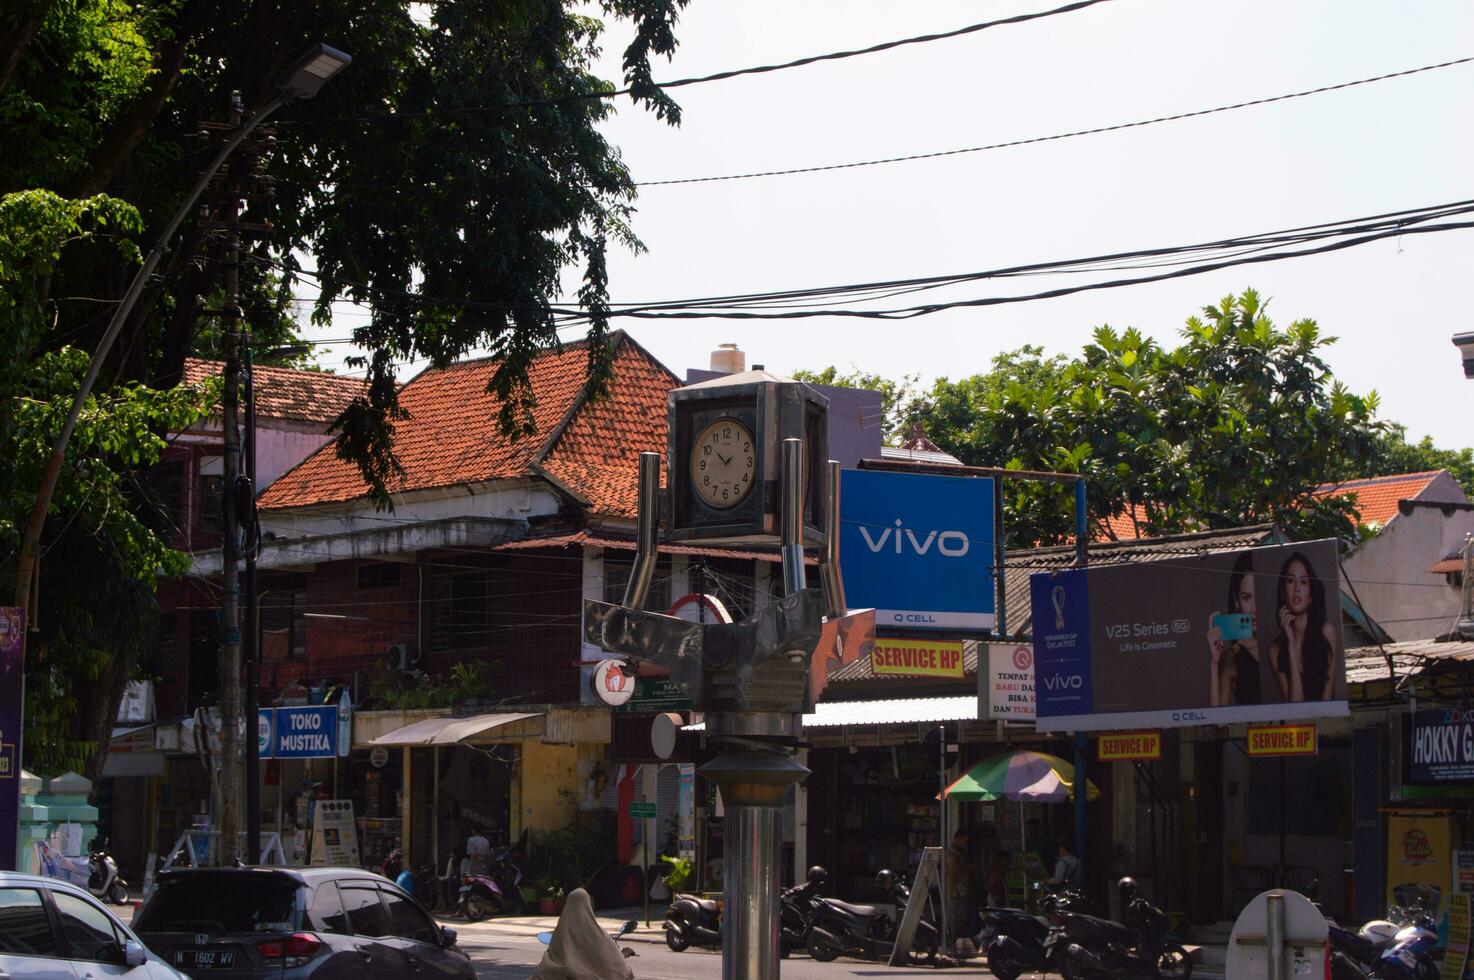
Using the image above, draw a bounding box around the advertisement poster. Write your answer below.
[0,607,24,871]
[1406,710,1474,783]
[1444,893,1470,980]
[677,764,696,861]
[1386,811,1451,921]
[309,799,360,867]
[983,643,1036,720]
[839,470,995,631]
[1030,540,1349,731]
[871,638,964,678]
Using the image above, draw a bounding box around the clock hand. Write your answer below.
[717,453,731,465]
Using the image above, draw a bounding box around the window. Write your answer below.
[146,460,186,535]
[380,886,439,944]
[262,591,307,662]
[53,892,123,963]
[186,610,221,709]
[0,888,57,957]
[428,561,511,653]
[307,882,348,934]
[357,563,401,590]
[196,474,225,538]
[339,885,391,938]
[134,873,297,934]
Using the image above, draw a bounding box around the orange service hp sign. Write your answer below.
[1097,731,1162,762]
[1247,723,1318,757]
[871,638,965,679]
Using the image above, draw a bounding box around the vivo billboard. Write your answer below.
[839,469,995,631]
[1030,539,1348,731]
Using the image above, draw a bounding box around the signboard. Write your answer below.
[1247,723,1318,757]
[984,643,1036,720]
[871,638,964,678]
[257,710,274,759]
[0,607,23,872]
[1387,811,1452,923]
[591,659,636,707]
[309,800,360,867]
[1406,709,1474,783]
[1444,893,1470,980]
[678,764,696,860]
[614,677,693,713]
[1031,540,1348,731]
[628,801,657,819]
[839,470,995,631]
[1098,731,1163,761]
[272,705,339,759]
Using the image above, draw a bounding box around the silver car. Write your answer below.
[0,871,188,980]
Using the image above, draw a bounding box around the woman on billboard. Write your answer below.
[1269,551,1337,702]
[1207,552,1263,706]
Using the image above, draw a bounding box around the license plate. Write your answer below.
[174,949,236,970]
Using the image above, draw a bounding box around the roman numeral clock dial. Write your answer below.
[690,418,755,510]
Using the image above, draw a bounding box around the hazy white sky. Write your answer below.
[313,0,1474,448]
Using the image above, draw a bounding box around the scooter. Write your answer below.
[980,888,1088,980]
[665,892,722,951]
[88,838,129,905]
[804,871,940,966]
[488,846,526,914]
[1045,894,1192,978]
[458,871,511,921]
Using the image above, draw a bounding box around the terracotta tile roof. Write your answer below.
[257,333,679,516]
[183,358,364,426]
[1098,505,1149,542]
[1313,470,1445,528]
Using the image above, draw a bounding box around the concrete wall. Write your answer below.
[261,480,562,538]
[1341,473,1474,641]
[518,741,580,831]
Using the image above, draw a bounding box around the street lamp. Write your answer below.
[245,342,312,863]
[1452,333,1474,379]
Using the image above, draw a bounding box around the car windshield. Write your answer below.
[136,875,298,935]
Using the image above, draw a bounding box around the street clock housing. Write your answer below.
[667,370,829,544]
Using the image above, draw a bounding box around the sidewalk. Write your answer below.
[439,906,668,945]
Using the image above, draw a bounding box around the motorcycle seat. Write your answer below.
[826,899,884,918]
[673,894,720,914]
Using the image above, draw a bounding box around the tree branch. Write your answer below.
[0,0,52,97]
[67,35,189,198]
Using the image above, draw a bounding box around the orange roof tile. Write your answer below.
[183,358,364,426]
[257,333,679,517]
[1313,470,1445,527]
[1098,505,1150,542]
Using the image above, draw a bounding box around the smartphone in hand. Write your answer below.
[1211,612,1253,642]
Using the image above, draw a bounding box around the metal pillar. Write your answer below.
[1073,478,1088,880]
[623,453,661,609]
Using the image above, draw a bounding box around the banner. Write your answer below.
[1247,723,1318,757]
[1406,709,1474,783]
[0,607,23,871]
[983,643,1036,720]
[871,638,964,678]
[840,470,995,630]
[271,705,339,759]
[1098,731,1162,761]
[1031,540,1349,731]
[1387,811,1451,922]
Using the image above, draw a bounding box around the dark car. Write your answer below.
[133,867,472,979]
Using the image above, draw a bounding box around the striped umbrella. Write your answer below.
[943,749,1100,802]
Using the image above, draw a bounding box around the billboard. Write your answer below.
[1031,540,1348,731]
[839,469,995,631]
[1405,709,1474,783]
[871,638,965,678]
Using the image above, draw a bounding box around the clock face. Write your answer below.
[690,417,756,510]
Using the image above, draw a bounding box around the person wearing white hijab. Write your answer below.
[532,888,634,980]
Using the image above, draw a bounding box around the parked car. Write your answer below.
[133,866,472,978]
[0,870,188,979]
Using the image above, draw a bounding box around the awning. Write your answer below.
[366,712,544,746]
[684,696,976,732]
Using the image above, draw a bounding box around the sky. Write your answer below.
[309,0,1474,448]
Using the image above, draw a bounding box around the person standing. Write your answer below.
[1048,840,1083,891]
[946,828,976,947]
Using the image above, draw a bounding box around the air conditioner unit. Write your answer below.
[386,644,421,672]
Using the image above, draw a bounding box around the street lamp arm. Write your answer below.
[10,90,289,608]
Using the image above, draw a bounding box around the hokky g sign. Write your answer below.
[1405,709,1474,783]
[1030,540,1349,732]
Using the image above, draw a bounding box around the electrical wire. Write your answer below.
[635,55,1474,186]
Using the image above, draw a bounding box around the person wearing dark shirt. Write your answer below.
[1208,552,1264,706]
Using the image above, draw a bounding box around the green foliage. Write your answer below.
[660,853,692,890]
[792,367,921,444]
[1366,426,1474,498]
[365,656,499,710]
[818,291,1396,549]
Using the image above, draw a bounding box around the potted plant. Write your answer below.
[661,854,693,893]
[538,881,565,915]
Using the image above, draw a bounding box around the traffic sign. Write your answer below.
[628,801,657,819]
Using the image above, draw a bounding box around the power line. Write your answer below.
[635,55,1474,186]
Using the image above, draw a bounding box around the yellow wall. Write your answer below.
[517,742,580,831]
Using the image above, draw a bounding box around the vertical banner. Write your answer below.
[1445,892,1470,980]
[1387,811,1451,924]
[677,763,696,861]
[0,607,24,872]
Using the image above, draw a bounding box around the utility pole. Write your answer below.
[217,89,245,863]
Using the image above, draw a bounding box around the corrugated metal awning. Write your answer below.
[366,712,544,746]
[684,696,977,732]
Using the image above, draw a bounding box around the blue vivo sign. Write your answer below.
[271,705,338,759]
[839,470,995,630]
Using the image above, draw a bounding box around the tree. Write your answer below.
[1366,426,1474,497]
[791,366,920,444]
[1,0,688,777]
[812,291,1392,549]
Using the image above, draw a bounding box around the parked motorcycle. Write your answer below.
[780,865,832,958]
[1328,899,1440,980]
[1045,877,1191,979]
[488,845,526,914]
[804,869,940,966]
[980,886,1089,980]
[459,870,512,921]
[665,891,722,951]
[88,837,129,905]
